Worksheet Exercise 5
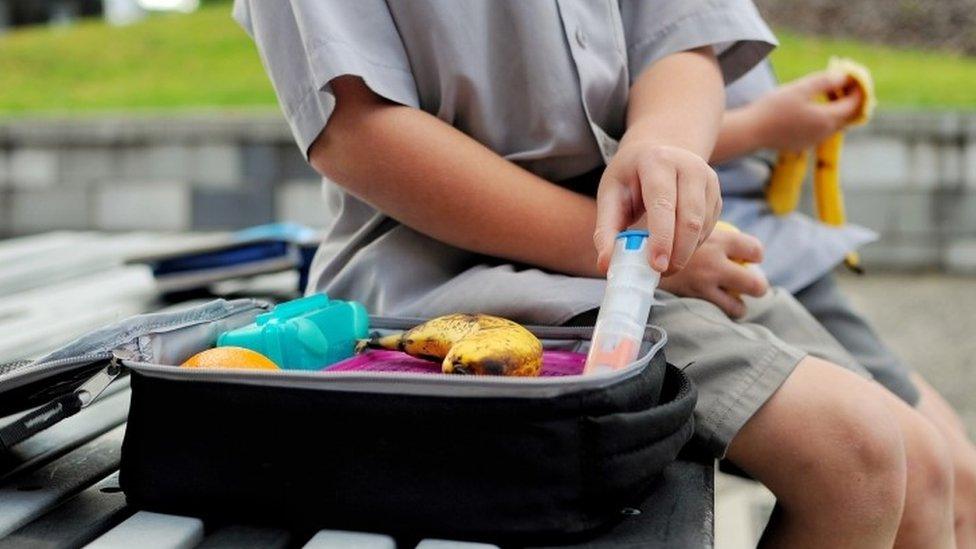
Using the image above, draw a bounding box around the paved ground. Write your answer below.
[716,272,976,548]
[839,272,976,433]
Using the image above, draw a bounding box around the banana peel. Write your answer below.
[765,57,875,273]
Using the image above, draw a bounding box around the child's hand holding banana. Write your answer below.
[760,58,876,272]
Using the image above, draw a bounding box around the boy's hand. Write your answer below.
[658,228,767,318]
[749,71,863,151]
[595,142,721,276]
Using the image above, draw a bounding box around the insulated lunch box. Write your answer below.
[0,299,697,544]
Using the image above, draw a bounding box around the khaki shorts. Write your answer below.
[795,274,919,405]
[570,288,869,458]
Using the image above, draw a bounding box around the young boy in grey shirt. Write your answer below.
[235,1,960,544]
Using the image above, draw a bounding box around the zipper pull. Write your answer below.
[75,353,125,408]
[0,355,125,452]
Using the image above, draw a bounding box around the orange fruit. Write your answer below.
[180,347,279,370]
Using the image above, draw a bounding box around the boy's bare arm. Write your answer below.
[595,47,725,274]
[710,107,766,165]
[625,48,725,159]
[310,76,603,278]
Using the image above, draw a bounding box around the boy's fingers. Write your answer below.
[823,90,863,127]
[637,160,678,273]
[704,287,747,319]
[799,70,848,96]
[722,262,769,298]
[701,169,721,245]
[670,164,707,272]
[711,190,724,240]
[594,177,630,273]
[724,232,765,264]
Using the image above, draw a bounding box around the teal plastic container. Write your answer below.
[217,294,370,370]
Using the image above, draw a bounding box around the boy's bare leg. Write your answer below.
[727,357,955,548]
[912,373,976,548]
[873,375,957,548]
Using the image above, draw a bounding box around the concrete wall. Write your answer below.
[1,111,975,272]
[0,113,323,234]
[826,111,976,273]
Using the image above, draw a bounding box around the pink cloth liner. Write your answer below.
[328,350,587,376]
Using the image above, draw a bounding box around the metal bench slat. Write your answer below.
[0,381,130,480]
[0,425,125,537]
[302,530,396,549]
[196,524,294,549]
[0,472,131,549]
[415,539,500,548]
[84,511,204,549]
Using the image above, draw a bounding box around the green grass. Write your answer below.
[1,6,975,116]
[771,30,976,109]
[0,1,276,115]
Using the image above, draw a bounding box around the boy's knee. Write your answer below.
[730,357,908,528]
[907,421,955,504]
[954,466,976,537]
[896,417,956,544]
[815,394,907,502]
[955,454,976,505]
[777,363,907,515]
[950,440,976,494]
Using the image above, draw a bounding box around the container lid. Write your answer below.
[616,229,649,251]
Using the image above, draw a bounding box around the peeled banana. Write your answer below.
[356,314,543,377]
[766,57,876,272]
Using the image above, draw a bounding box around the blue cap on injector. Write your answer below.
[616,229,649,251]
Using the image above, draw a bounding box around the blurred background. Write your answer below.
[2,0,975,262]
[0,2,973,546]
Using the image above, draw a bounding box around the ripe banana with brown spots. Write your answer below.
[766,57,875,272]
[356,314,543,376]
[767,150,809,215]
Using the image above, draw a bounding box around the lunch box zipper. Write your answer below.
[0,354,123,451]
[0,299,270,392]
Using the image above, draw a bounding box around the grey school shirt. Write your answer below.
[716,62,877,293]
[234,0,777,325]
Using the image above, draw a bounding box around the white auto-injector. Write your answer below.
[584,230,660,375]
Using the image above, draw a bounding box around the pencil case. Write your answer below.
[0,299,697,545]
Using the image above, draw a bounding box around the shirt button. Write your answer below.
[575,27,588,49]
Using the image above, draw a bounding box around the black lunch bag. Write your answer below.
[0,299,697,544]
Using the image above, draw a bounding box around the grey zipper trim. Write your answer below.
[0,360,36,376]
[0,352,115,394]
[125,326,668,399]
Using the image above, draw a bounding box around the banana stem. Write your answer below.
[355,333,404,353]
